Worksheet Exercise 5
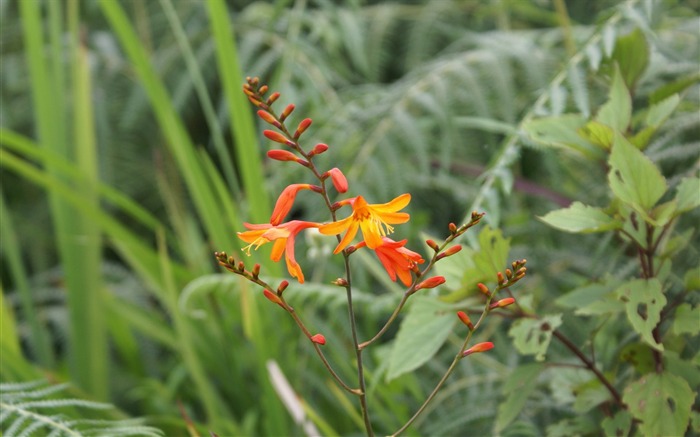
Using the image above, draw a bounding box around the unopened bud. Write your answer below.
[257,110,279,127]
[267,149,300,162]
[332,278,349,287]
[456,311,474,330]
[477,283,490,296]
[462,342,494,357]
[277,280,289,295]
[263,289,283,306]
[497,272,505,285]
[252,264,261,279]
[263,130,293,146]
[294,118,312,139]
[237,261,245,272]
[415,276,446,291]
[426,239,439,251]
[505,268,513,279]
[489,297,515,309]
[266,92,280,105]
[310,334,326,345]
[448,223,458,233]
[310,143,329,156]
[258,85,268,95]
[280,104,295,121]
[328,168,348,193]
[437,244,462,260]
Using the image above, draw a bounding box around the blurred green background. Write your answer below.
[1,0,698,436]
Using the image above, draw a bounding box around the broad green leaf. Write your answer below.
[596,67,631,133]
[615,279,666,351]
[675,176,700,214]
[495,364,545,432]
[672,304,700,336]
[555,277,622,310]
[386,296,457,381]
[649,72,700,104]
[611,28,649,91]
[620,343,655,374]
[538,202,622,233]
[572,379,609,413]
[685,266,700,291]
[508,314,562,361]
[522,114,602,158]
[473,225,511,283]
[664,351,700,389]
[601,411,632,437]
[645,94,680,128]
[546,417,597,437]
[623,372,696,437]
[608,131,667,212]
[578,121,613,149]
[648,199,677,227]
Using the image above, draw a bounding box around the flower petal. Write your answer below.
[373,193,411,213]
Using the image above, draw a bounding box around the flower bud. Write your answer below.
[437,244,462,260]
[477,283,490,296]
[497,271,505,285]
[310,143,329,156]
[266,92,280,105]
[328,168,348,193]
[310,334,326,345]
[257,110,279,126]
[263,129,293,146]
[277,280,289,295]
[448,222,457,233]
[415,276,446,291]
[489,297,515,309]
[252,263,261,279]
[456,311,474,330]
[263,289,283,306]
[332,278,349,287]
[426,239,439,251]
[294,118,312,139]
[267,149,299,162]
[258,85,268,95]
[280,104,295,121]
[462,342,494,357]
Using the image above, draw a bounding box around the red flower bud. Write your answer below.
[477,283,490,296]
[497,271,505,284]
[277,280,289,295]
[437,244,462,260]
[328,167,348,193]
[310,334,326,345]
[257,110,278,125]
[263,130,293,146]
[426,239,439,251]
[294,118,313,139]
[489,297,515,309]
[462,342,494,357]
[267,149,299,162]
[263,289,283,306]
[456,311,474,330]
[310,143,329,156]
[258,85,268,95]
[280,104,295,121]
[266,92,280,105]
[448,222,457,233]
[415,276,446,290]
[252,263,261,279]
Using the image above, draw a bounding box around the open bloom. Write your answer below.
[238,220,319,283]
[356,238,424,286]
[319,194,411,253]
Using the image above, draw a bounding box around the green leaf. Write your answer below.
[508,314,562,361]
[615,279,666,351]
[608,131,667,212]
[538,202,622,233]
[649,72,700,104]
[473,225,511,283]
[619,343,655,374]
[495,364,545,432]
[386,296,457,381]
[685,266,700,291]
[623,372,696,437]
[672,304,700,336]
[645,94,680,128]
[596,66,632,133]
[601,411,632,437]
[555,277,622,310]
[611,28,649,91]
[523,114,602,158]
[675,176,700,214]
[578,121,614,149]
[572,379,609,413]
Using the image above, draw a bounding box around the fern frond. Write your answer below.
[0,380,163,437]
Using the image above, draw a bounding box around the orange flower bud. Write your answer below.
[267,149,299,162]
[462,342,494,357]
[426,239,439,251]
[328,167,348,193]
[489,297,515,309]
[448,222,457,233]
[294,118,312,139]
[505,268,513,279]
[277,280,289,295]
[497,271,505,284]
[263,129,293,146]
[310,334,326,345]
[266,92,280,105]
[437,244,462,260]
[310,143,329,156]
[270,184,312,225]
[280,104,295,121]
[456,311,474,330]
[263,289,283,306]
[477,283,490,296]
[252,263,261,279]
[258,85,268,95]
[415,276,446,290]
[257,110,278,125]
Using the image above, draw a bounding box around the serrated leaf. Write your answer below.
[508,314,562,361]
[611,28,649,91]
[648,199,677,227]
[615,279,666,351]
[578,121,613,149]
[522,114,602,158]
[538,201,621,233]
[608,131,667,212]
[675,176,700,214]
[596,67,631,133]
[623,372,696,437]
[672,304,700,336]
[495,364,544,432]
[386,296,457,381]
[601,411,632,437]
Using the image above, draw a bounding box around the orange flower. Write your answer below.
[270,184,318,225]
[319,194,411,253]
[356,238,424,286]
[238,220,319,283]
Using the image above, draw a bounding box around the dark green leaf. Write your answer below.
[601,411,632,437]
[615,279,666,351]
[611,28,649,91]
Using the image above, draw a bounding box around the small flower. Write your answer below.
[310,334,326,345]
[319,194,411,254]
[356,238,424,286]
[238,220,319,283]
[327,168,349,193]
[270,184,318,225]
[462,342,494,357]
